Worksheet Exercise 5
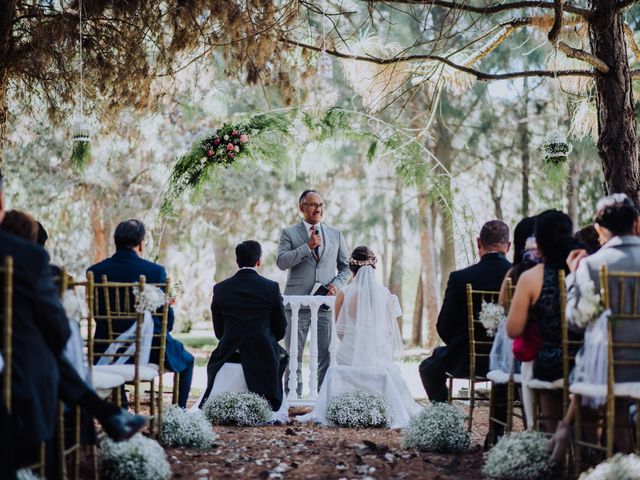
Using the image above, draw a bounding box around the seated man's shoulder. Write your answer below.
[0,230,47,269]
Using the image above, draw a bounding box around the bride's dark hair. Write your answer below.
[349,246,377,275]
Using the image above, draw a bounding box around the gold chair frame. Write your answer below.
[573,265,640,470]
[446,285,500,432]
[89,273,169,438]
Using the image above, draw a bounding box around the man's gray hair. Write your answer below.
[299,189,319,206]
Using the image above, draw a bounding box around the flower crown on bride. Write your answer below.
[349,256,377,267]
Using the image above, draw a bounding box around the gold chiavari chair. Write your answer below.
[2,256,46,477]
[446,285,499,432]
[90,273,169,438]
[487,279,527,446]
[528,270,581,432]
[571,265,640,469]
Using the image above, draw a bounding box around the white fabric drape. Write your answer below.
[62,290,90,382]
[96,311,154,366]
[489,320,514,374]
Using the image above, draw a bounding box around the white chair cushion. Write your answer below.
[526,378,564,390]
[570,382,640,399]
[487,370,523,384]
[92,370,126,390]
[94,363,159,382]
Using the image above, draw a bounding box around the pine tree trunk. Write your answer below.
[411,268,424,346]
[589,1,640,205]
[567,159,579,227]
[519,79,531,217]
[213,236,235,282]
[425,200,440,349]
[91,197,109,264]
[0,1,15,170]
[389,179,404,330]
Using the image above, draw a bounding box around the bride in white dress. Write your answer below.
[298,246,421,428]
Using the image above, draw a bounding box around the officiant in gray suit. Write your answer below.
[277,189,350,395]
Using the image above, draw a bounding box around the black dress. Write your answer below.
[530,265,581,381]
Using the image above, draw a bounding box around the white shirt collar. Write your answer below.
[238,267,257,272]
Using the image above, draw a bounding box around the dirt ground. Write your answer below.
[163,406,492,480]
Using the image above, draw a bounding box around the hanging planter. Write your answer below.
[540,132,573,186]
[70,116,92,170]
[317,51,333,79]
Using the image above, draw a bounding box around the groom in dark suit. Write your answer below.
[88,219,194,408]
[200,241,287,411]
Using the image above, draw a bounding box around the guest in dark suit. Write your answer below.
[419,220,512,402]
[200,240,288,411]
[88,219,194,408]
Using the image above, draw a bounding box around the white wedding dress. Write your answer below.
[297,266,421,428]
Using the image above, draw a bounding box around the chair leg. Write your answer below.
[172,373,180,405]
[114,386,121,408]
[532,390,539,431]
[447,377,453,403]
[92,445,99,480]
[574,394,583,478]
[606,394,615,458]
[468,379,475,432]
[506,379,514,433]
[636,400,640,455]
[149,379,156,436]
[39,442,46,479]
[74,406,81,480]
[158,374,164,439]
[488,383,496,446]
[58,403,67,480]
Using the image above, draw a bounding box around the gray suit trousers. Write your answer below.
[284,308,332,397]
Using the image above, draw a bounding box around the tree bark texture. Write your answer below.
[589,1,640,206]
[90,197,109,264]
[0,1,16,170]
[389,180,404,330]
[567,158,579,227]
[411,267,424,346]
[519,79,531,217]
[425,200,440,349]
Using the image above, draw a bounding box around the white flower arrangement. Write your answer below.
[16,469,41,480]
[569,278,603,329]
[203,392,272,426]
[101,433,171,480]
[160,405,216,449]
[579,453,640,480]
[479,301,506,337]
[132,284,167,314]
[62,290,84,323]
[402,403,469,452]
[482,431,552,480]
[326,390,392,428]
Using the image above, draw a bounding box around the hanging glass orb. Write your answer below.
[71,117,92,143]
[541,131,573,164]
[317,51,333,79]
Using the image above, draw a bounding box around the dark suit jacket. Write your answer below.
[0,230,71,447]
[87,249,193,372]
[200,269,287,411]
[436,252,511,376]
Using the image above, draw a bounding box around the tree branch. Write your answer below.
[281,37,596,80]
[617,0,640,10]
[371,0,592,18]
[624,23,640,63]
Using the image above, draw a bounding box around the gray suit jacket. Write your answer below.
[276,221,350,296]
[567,235,640,382]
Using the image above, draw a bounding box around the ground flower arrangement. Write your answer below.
[161,405,216,449]
[101,433,171,480]
[579,453,640,479]
[483,431,552,480]
[402,403,469,452]
[203,392,272,426]
[326,390,391,428]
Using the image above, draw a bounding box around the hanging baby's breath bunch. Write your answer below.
[579,453,640,480]
[62,290,85,323]
[203,392,272,426]
[132,284,167,313]
[16,469,41,480]
[483,431,552,480]
[160,405,216,449]
[402,403,469,452]
[101,434,171,480]
[478,301,506,337]
[567,278,603,329]
[326,390,392,428]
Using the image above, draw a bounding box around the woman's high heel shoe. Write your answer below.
[546,421,572,464]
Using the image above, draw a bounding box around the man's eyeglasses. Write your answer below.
[303,202,325,209]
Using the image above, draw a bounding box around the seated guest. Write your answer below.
[498,216,538,307]
[199,241,288,416]
[547,194,640,461]
[88,219,194,408]
[419,220,511,443]
[506,210,582,434]
[574,224,601,255]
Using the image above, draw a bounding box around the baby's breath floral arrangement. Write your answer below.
[133,285,167,313]
[203,392,272,426]
[16,469,41,480]
[326,390,391,428]
[483,431,552,480]
[402,403,469,452]
[568,278,604,329]
[160,405,216,449]
[101,434,171,480]
[478,301,506,337]
[62,290,84,323]
[579,453,640,480]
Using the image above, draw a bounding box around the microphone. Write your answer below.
[314,227,320,258]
